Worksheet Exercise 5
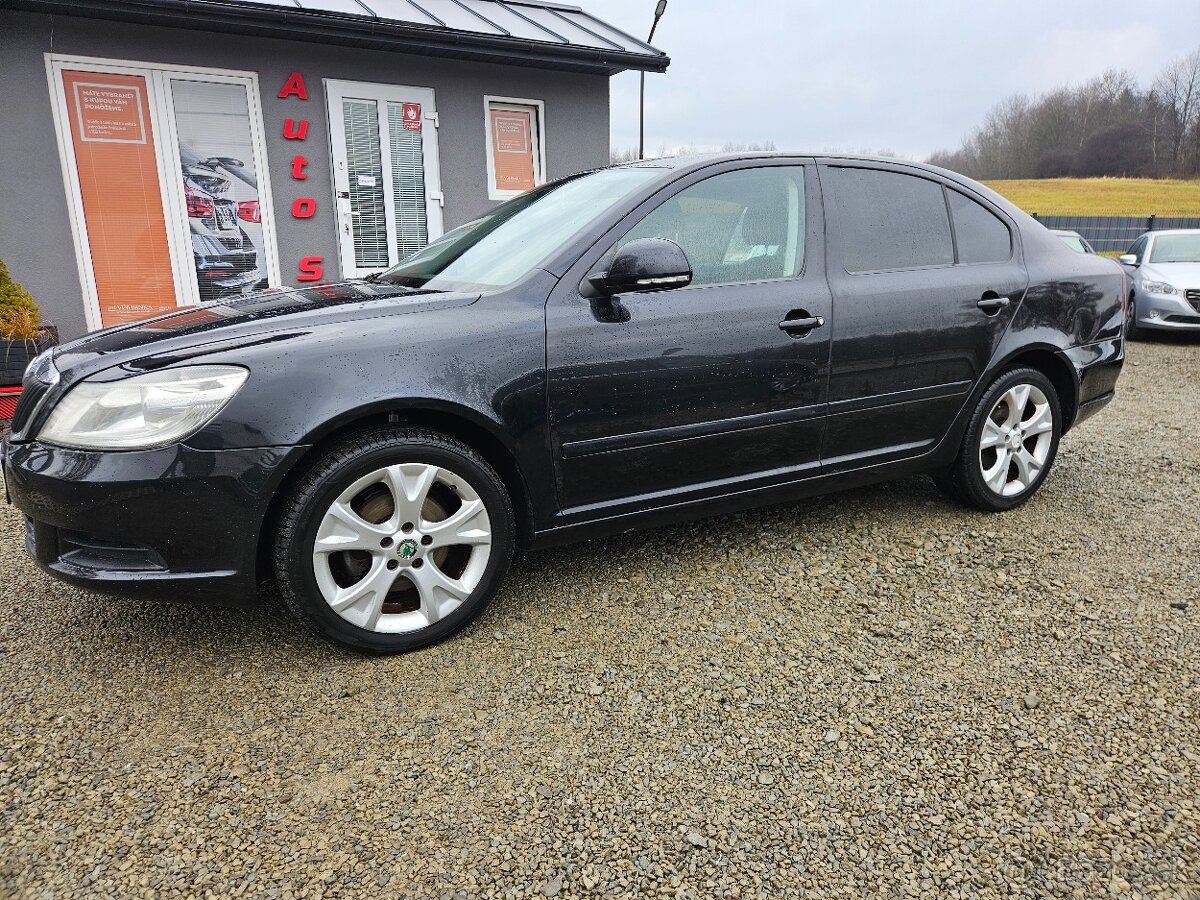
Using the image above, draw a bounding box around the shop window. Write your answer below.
[49,57,279,330]
[484,97,546,201]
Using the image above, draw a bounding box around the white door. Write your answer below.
[325,80,444,279]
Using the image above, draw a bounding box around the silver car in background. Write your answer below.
[1050,229,1096,254]
[1119,229,1200,339]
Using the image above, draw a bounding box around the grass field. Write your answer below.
[982,178,1200,216]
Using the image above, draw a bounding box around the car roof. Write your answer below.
[1145,229,1200,236]
[1049,229,1083,237]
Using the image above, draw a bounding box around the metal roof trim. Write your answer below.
[2,0,669,72]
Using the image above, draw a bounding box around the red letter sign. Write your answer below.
[291,155,309,180]
[283,118,309,140]
[292,197,316,218]
[278,72,309,100]
[298,257,324,281]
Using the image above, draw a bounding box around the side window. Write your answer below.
[828,167,953,273]
[616,167,805,287]
[947,190,1011,263]
[1128,236,1148,261]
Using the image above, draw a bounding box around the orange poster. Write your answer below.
[489,107,536,193]
[62,70,177,327]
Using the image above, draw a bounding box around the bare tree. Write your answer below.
[1153,50,1200,165]
[929,52,1200,179]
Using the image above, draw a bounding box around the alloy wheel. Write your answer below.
[978,383,1054,497]
[311,463,492,633]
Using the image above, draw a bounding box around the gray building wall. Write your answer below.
[0,9,611,341]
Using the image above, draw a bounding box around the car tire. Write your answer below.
[934,366,1062,513]
[1126,294,1146,341]
[273,427,515,653]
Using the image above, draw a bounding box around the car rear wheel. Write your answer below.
[934,366,1061,512]
[273,427,515,653]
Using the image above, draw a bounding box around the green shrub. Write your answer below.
[0,259,45,341]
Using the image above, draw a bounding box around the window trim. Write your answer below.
[44,53,281,331]
[595,164,811,293]
[483,96,547,202]
[942,185,1014,267]
[824,162,1016,276]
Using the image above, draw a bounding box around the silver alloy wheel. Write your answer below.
[312,463,492,633]
[979,383,1054,497]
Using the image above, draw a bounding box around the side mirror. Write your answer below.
[589,238,692,296]
[1118,254,1138,266]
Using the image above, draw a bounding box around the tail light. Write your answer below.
[237,200,261,224]
[185,185,215,219]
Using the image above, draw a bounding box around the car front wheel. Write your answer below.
[935,366,1062,512]
[1126,294,1146,341]
[273,427,515,653]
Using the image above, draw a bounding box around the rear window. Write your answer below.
[829,167,954,273]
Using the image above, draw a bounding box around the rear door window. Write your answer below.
[947,190,1011,263]
[827,167,954,273]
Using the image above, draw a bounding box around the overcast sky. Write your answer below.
[603,0,1200,159]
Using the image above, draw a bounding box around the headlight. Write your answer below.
[38,365,248,450]
[1142,280,1178,296]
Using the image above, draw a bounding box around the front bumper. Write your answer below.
[3,439,305,606]
[1133,289,1200,331]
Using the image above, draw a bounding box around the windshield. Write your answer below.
[1149,234,1200,264]
[378,167,662,291]
[1057,235,1088,253]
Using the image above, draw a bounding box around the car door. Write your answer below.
[1120,234,1149,286]
[818,162,1026,470]
[545,162,832,518]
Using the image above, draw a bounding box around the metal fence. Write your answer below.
[1030,214,1200,254]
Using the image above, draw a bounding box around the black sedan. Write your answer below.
[4,154,1126,653]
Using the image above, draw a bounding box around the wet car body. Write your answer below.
[5,154,1126,609]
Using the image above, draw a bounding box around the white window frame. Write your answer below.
[324,79,444,280]
[45,53,281,332]
[483,96,547,202]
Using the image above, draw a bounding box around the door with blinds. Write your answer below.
[326,81,444,279]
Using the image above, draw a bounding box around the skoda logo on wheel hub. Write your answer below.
[397,539,419,560]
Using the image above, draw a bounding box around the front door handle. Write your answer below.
[778,313,825,335]
[976,295,1010,315]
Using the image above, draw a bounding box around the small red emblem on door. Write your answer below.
[402,103,422,131]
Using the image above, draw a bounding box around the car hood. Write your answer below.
[1141,263,1200,287]
[53,281,480,381]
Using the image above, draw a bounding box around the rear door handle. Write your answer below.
[976,296,1010,314]
[778,314,825,335]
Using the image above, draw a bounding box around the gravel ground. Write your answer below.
[1,338,1198,900]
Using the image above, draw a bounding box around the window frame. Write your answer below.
[598,163,811,292]
[943,186,1014,267]
[483,96,547,202]
[824,163,1015,276]
[44,53,281,331]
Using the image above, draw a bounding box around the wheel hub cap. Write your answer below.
[311,462,493,634]
[978,382,1054,498]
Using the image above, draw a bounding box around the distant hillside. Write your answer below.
[983,178,1200,216]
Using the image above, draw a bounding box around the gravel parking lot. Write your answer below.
[2,339,1198,900]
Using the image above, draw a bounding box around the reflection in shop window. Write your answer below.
[170,80,269,302]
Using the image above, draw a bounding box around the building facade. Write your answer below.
[0,0,667,340]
